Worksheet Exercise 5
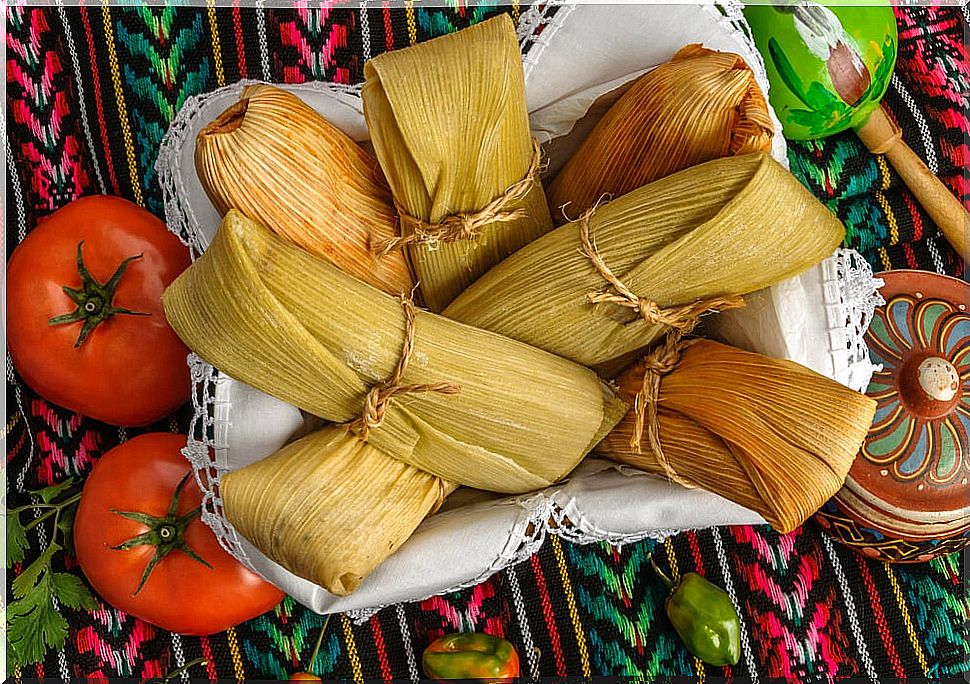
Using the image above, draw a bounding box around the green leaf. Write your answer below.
[7,574,70,666]
[51,573,99,611]
[57,504,77,558]
[32,479,77,504]
[11,542,60,599]
[7,511,29,567]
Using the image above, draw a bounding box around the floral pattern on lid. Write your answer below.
[864,293,969,487]
[817,270,970,563]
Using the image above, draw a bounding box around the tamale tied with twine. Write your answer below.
[445,153,844,370]
[596,338,877,533]
[195,84,413,295]
[362,14,552,312]
[549,45,775,219]
[162,211,625,593]
[221,425,456,596]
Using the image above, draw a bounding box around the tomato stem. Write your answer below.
[110,471,213,596]
[48,241,149,348]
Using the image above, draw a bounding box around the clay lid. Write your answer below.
[844,270,969,532]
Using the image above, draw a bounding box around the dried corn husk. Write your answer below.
[163,211,626,594]
[549,45,774,220]
[221,425,457,596]
[596,340,876,533]
[362,14,552,312]
[445,153,844,370]
[163,210,625,492]
[195,84,413,295]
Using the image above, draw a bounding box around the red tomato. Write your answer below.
[73,433,284,635]
[6,195,192,426]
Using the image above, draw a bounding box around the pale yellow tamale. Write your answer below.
[221,426,456,596]
[361,14,552,312]
[162,211,626,594]
[445,153,844,370]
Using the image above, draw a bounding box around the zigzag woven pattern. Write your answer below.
[5,4,968,680]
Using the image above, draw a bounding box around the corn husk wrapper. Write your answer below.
[548,45,774,220]
[221,425,456,596]
[445,153,845,370]
[596,340,877,533]
[163,210,622,491]
[362,15,552,312]
[195,84,413,295]
[162,211,626,593]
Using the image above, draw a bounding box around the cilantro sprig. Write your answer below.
[6,478,99,667]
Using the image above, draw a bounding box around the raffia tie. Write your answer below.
[347,294,460,441]
[631,333,697,489]
[577,208,746,335]
[376,138,544,256]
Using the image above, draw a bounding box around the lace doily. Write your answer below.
[157,2,884,621]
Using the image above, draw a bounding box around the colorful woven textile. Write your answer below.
[5,4,968,680]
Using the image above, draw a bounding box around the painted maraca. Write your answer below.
[745,0,968,262]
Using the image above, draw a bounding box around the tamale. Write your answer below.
[162,210,625,493]
[361,14,552,312]
[162,210,627,594]
[596,340,877,534]
[221,426,456,596]
[195,84,413,295]
[445,153,844,370]
[548,45,774,220]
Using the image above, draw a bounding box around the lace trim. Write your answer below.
[829,249,886,390]
[183,355,256,572]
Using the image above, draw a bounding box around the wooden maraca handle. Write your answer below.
[856,105,968,263]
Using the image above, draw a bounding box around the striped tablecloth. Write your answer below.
[5,3,967,680]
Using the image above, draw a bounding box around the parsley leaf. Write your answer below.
[7,510,29,567]
[6,480,90,668]
[12,542,60,600]
[7,572,70,666]
[32,479,77,504]
[50,573,98,611]
[56,504,78,558]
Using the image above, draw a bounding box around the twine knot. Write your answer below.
[348,294,460,441]
[576,205,745,489]
[631,334,696,489]
[375,138,544,255]
[577,207,745,335]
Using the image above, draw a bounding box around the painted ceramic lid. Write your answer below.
[816,270,969,562]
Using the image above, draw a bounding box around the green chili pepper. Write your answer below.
[422,632,520,682]
[650,556,741,667]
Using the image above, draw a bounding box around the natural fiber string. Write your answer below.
[348,294,460,440]
[376,138,544,255]
[577,207,744,488]
[632,334,697,489]
[577,208,746,334]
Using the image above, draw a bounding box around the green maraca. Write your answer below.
[745,0,967,262]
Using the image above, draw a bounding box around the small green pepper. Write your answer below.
[651,556,741,667]
[423,632,520,682]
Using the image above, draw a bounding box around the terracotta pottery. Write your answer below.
[815,270,969,562]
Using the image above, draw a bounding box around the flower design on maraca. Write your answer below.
[864,293,969,483]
